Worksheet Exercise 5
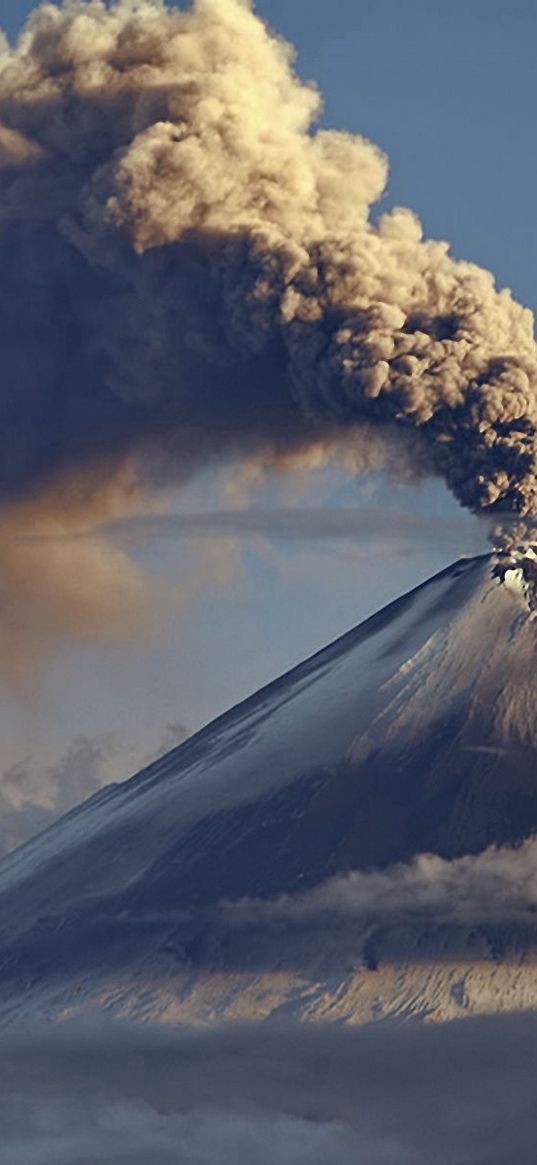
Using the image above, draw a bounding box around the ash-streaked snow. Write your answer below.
[2,551,537,1023]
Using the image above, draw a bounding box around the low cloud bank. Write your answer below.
[1,1015,536,1163]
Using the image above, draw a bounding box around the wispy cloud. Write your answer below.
[101,506,479,547]
[222,835,537,929]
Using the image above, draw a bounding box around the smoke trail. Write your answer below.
[21,505,477,546]
[0,0,536,517]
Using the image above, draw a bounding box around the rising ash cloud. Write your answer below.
[1,0,537,518]
[0,0,535,664]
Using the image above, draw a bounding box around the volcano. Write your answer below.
[2,549,537,1024]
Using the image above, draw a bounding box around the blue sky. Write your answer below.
[0,0,534,795]
[258,0,537,313]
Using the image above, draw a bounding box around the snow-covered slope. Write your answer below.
[3,549,537,1024]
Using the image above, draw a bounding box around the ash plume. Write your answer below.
[0,0,536,520]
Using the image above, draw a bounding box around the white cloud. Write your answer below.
[222,835,537,928]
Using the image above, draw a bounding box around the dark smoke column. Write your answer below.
[0,0,536,517]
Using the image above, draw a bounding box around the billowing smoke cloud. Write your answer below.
[1,0,537,521]
[222,834,537,929]
[1,1015,537,1163]
[1,0,536,663]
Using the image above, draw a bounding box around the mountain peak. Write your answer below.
[2,551,537,1025]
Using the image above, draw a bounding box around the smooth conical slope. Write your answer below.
[2,549,537,1024]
